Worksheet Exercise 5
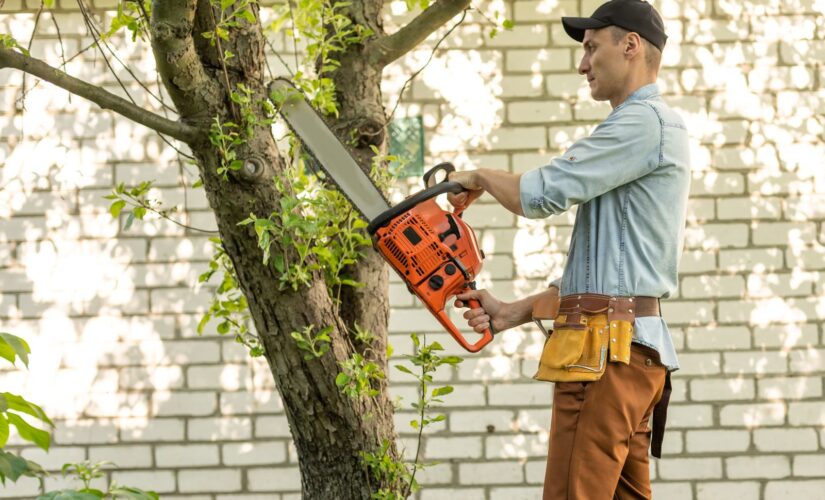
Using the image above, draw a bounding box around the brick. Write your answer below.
[793,454,825,476]
[723,350,788,375]
[692,379,755,402]
[720,248,784,272]
[790,348,825,373]
[458,461,523,484]
[687,326,751,350]
[148,237,215,262]
[660,300,714,326]
[179,469,242,493]
[488,383,552,406]
[717,196,782,220]
[754,428,819,452]
[247,466,302,492]
[188,416,252,441]
[508,101,572,124]
[487,126,547,150]
[489,487,545,500]
[155,444,220,467]
[448,410,514,433]
[668,404,714,428]
[54,419,118,444]
[786,243,825,270]
[119,417,184,442]
[120,366,184,390]
[152,391,217,417]
[497,75,546,99]
[720,403,786,427]
[220,391,284,415]
[89,445,153,468]
[506,48,571,72]
[765,480,825,499]
[681,275,744,298]
[747,272,817,298]
[726,455,790,479]
[788,401,825,426]
[786,194,825,220]
[684,223,749,249]
[421,488,487,500]
[223,441,287,465]
[677,352,721,376]
[753,222,817,246]
[486,434,548,458]
[650,482,692,500]
[658,458,723,480]
[696,482,760,499]
[20,446,86,471]
[718,298,820,325]
[687,198,715,221]
[686,430,750,453]
[513,0,578,20]
[759,376,822,400]
[690,172,745,195]
[573,100,612,121]
[679,250,717,274]
[754,324,819,349]
[749,171,815,196]
[111,470,176,493]
[545,74,587,98]
[458,356,520,381]
[425,436,483,459]
[485,24,548,48]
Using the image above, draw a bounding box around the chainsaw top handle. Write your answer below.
[367,163,468,235]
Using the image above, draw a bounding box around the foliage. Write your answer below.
[357,333,463,499]
[36,460,158,499]
[0,332,52,485]
[291,325,333,360]
[197,238,263,357]
[0,34,29,55]
[102,1,152,41]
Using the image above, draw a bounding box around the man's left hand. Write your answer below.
[447,169,485,210]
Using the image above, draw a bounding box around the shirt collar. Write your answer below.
[625,83,660,102]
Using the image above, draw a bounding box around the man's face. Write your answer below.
[578,28,628,102]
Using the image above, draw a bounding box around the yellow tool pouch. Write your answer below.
[533,313,634,383]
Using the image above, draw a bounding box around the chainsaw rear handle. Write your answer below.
[434,295,494,353]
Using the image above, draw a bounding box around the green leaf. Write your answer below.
[335,373,350,387]
[1,393,52,425]
[432,386,453,397]
[394,365,413,375]
[502,19,514,30]
[0,332,30,367]
[109,200,126,218]
[0,449,41,483]
[7,413,50,451]
[0,414,8,448]
[133,206,147,220]
[217,321,231,335]
[108,485,159,500]
[123,213,136,232]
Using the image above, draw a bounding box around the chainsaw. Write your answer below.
[269,78,494,353]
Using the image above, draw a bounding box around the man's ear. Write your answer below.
[625,32,642,59]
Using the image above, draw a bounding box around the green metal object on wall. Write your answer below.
[388,116,424,178]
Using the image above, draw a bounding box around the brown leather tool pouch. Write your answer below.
[533,294,638,383]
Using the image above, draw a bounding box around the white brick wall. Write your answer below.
[1,0,824,498]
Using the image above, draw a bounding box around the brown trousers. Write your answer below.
[543,344,667,500]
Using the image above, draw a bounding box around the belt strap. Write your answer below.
[651,371,672,459]
[558,293,660,318]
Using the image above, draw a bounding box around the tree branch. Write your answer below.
[365,0,471,68]
[0,47,201,143]
[150,0,225,123]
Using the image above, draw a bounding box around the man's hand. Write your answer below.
[447,170,485,211]
[454,289,519,334]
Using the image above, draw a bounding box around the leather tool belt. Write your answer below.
[532,293,662,383]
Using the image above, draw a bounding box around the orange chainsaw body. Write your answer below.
[369,173,493,352]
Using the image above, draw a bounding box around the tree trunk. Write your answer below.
[150,1,397,497]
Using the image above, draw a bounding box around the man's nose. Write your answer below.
[578,56,588,75]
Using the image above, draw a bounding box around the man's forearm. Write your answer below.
[475,168,525,216]
[503,286,560,329]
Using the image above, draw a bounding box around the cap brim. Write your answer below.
[561,17,610,42]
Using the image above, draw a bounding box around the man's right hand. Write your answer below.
[454,289,515,334]
[446,170,485,211]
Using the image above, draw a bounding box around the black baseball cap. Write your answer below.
[562,0,668,51]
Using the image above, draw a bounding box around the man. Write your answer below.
[448,0,690,498]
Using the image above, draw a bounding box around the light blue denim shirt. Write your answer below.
[519,84,690,371]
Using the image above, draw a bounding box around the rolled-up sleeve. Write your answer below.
[519,101,662,219]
